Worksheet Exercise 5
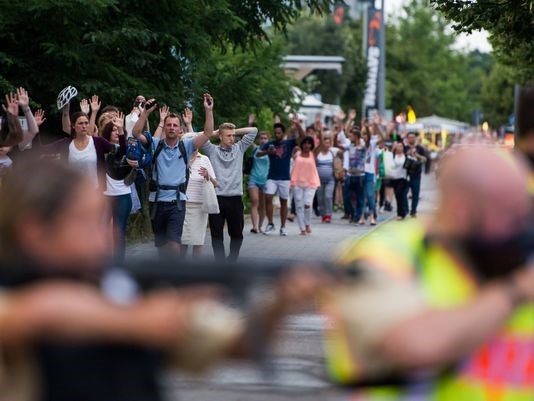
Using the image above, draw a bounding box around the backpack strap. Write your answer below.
[178,140,189,191]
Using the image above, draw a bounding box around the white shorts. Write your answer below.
[181,202,209,246]
[264,179,290,200]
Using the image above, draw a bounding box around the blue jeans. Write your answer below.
[364,172,376,216]
[344,175,365,220]
[107,194,132,266]
[408,173,422,215]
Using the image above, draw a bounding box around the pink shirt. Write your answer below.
[290,154,320,189]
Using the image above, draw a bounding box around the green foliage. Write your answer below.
[386,0,489,122]
[432,0,534,83]
[0,0,334,133]
[481,63,516,128]
[284,15,367,111]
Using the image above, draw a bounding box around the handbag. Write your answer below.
[202,180,220,214]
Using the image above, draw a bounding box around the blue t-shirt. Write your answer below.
[147,133,195,202]
[262,138,296,181]
[249,147,269,185]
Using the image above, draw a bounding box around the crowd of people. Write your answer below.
[0,87,437,264]
[0,83,533,401]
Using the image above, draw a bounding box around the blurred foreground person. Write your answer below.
[325,146,534,400]
[0,158,322,401]
[516,85,534,189]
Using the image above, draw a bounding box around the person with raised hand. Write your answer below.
[39,106,125,191]
[0,92,23,148]
[15,87,39,150]
[132,94,216,256]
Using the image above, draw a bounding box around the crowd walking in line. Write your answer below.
[0,85,452,264]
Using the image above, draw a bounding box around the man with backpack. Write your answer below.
[132,94,215,256]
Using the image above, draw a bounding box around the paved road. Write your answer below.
[127,175,438,401]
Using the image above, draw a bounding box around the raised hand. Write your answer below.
[80,99,90,114]
[3,93,18,116]
[248,113,256,125]
[113,112,125,131]
[34,109,46,126]
[348,109,357,121]
[90,95,101,112]
[16,87,29,109]
[182,107,193,125]
[159,105,169,123]
[203,93,213,110]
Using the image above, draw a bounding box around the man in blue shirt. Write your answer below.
[132,94,215,256]
[257,119,305,236]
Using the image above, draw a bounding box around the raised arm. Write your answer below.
[132,99,157,146]
[182,107,193,133]
[154,105,169,139]
[192,94,215,150]
[61,102,71,135]
[345,109,357,133]
[88,95,101,137]
[237,127,258,152]
[16,87,39,148]
[1,93,23,147]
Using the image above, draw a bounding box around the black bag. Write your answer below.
[105,146,132,181]
[403,156,421,176]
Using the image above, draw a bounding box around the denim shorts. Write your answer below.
[247,179,266,191]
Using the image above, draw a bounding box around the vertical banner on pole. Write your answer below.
[363,6,383,118]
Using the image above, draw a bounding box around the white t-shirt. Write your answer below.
[104,174,132,196]
[186,154,216,203]
[68,137,98,187]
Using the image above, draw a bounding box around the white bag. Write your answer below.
[382,151,395,179]
[202,180,220,214]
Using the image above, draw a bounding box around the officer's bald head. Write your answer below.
[437,146,530,240]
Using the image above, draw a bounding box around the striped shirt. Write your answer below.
[316,147,339,180]
[186,154,216,203]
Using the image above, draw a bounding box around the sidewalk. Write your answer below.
[127,174,438,262]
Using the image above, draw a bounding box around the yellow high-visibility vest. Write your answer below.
[325,220,534,401]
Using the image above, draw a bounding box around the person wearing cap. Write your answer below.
[324,145,534,400]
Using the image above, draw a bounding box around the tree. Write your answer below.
[284,15,367,111]
[0,0,334,135]
[480,63,516,128]
[432,0,534,83]
[386,0,485,122]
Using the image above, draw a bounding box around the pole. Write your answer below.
[378,0,386,116]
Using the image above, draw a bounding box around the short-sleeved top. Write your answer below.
[249,147,269,185]
[262,138,297,181]
[316,148,339,180]
[68,137,98,188]
[290,154,320,189]
[148,133,195,202]
[185,154,216,203]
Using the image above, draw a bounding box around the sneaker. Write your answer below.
[324,215,332,223]
[385,202,393,212]
[341,214,350,220]
[410,213,417,218]
[280,227,288,236]
[264,223,275,235]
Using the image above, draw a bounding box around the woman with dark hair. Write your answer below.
[290,136,320,235]
[101,114,135,265]
[39,111,125,191]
